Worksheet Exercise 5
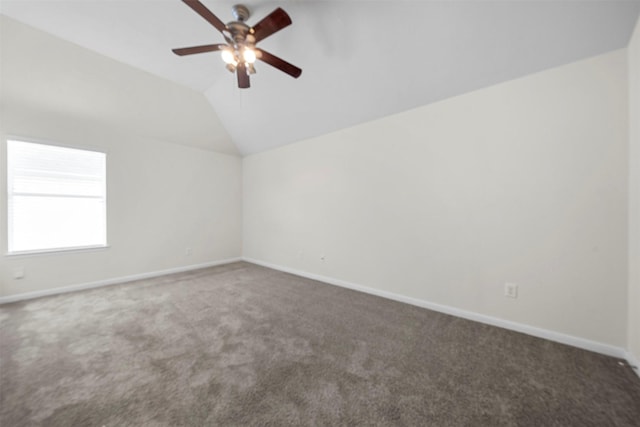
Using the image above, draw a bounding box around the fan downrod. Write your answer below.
[231,4,250,22]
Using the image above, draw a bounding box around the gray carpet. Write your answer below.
[1,262,639,426]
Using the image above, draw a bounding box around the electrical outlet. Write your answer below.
[320,254,326,261]
[13,268,25,280]
[185,247,192,256]
[504,283,518,299]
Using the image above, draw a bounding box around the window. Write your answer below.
[7,140,107,254]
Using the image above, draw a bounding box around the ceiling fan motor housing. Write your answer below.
[227,20,252,45]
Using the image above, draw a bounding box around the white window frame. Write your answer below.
[6,138,108,256]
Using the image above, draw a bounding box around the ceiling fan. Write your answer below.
[172,0,302,89]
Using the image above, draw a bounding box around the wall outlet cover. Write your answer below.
[13,268,25,280]
[505,283,518,298]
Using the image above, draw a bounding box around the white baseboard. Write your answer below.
[243,257,628,360]
[626,351,640,379]
[0,257,242,305]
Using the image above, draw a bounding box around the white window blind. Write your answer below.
[7,140,107,254]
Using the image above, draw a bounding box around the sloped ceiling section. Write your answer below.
[0,16,237,155]
[2,1,639,155]
[206,0,640,155]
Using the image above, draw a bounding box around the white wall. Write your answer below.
[628,18,640,363]
[0,108,242,298]
[244,50,629,348]
[0,18,242,298]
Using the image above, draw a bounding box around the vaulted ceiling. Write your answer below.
[1,1,639,155]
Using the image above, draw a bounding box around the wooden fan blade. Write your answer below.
[256,49,302,78]
[182,0,226,33]
[172,44,226,56]
[237,63,250,88]
[251,8,292,43]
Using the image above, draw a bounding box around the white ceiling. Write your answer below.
[1,0,639,155]
[1,16,238,155]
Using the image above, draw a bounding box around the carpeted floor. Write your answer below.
[1,262,639,426]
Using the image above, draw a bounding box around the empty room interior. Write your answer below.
[1,0,640,425]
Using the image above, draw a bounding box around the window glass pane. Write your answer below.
[10,196,106,252]
[9,141,105,177]
[7,140,107,253]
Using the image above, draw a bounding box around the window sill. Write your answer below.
[6,245,110,258]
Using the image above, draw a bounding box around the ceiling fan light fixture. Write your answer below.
[221,48,237,65]
[243,47,256,64]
